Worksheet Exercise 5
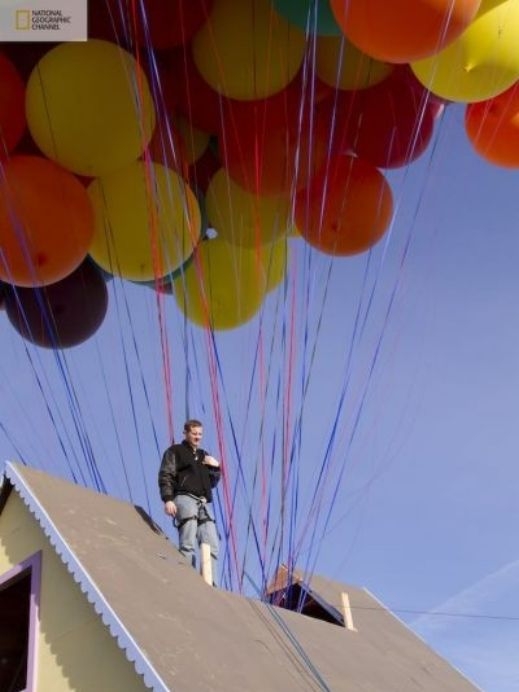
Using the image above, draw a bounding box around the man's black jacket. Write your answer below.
[158,440,221,503]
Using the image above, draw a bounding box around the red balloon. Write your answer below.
[220,110,330,195]
[1,43,54,81]
[5,259,108,349]
[319,68,436,169]
[219,76,332,198]
[0,52,26,157]
[221,66,332,136]
[188,143,221,195]
[89,0,213,49]
[295,154,393,256]
[168,48,228,135]
[142,52,186,168]
[213,65,333,196]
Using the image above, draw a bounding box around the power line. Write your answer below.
[354,605,519,622]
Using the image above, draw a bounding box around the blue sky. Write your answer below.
[1,98,519,691]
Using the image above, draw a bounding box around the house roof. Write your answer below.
[0,461,478,691]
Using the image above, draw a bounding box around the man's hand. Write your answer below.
[164,500,177,517]
[203,455,220,468]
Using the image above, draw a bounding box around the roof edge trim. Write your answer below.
[4,461,171,692]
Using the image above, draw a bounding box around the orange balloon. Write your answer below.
[330,0,482,63]
[295,155,393,256]
[465,83,519,167]
[0,156,94,286]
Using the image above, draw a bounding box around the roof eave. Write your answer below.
[2,460,171,692]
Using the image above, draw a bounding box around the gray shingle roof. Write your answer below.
[1,461,478,691]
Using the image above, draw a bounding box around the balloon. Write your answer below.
[465,83,519,167]
[147,114,210,173]
[188,143,221,195]
[5,259,108,349]
[172,237,267,329]
[192,0,307,100]
[222,65,332,135]
[88,161,201,282]
[316,35,393,91]
[206,169,293,246]
[131,191,208,294]
[330,0,482,63]
[411,0,519,103]
[320,68,436,169]
[0,44,50,81]
[263,237,288,293]
[295,155,393,256]
[143,252,196,295]
[89,0,213,49]
[0,52,26,156]
[220,107,330,196]
[272,0,341,36]
[173,117,210,165]
[169,48,228,135]
[0,156,94,287]
[26,40,156,177]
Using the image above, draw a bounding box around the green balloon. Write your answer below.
[272,0,341,36]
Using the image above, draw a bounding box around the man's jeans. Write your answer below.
[174,493,219,585]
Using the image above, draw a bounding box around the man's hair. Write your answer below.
[184,419,203,432]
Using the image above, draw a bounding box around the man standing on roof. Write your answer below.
[158,419,221,585]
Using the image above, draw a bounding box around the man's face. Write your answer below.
[185,425,203,448]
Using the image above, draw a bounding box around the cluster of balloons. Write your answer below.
[1,0,519,347]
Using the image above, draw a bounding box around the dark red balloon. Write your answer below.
[0,52,26,157]
[1,43,55,81]
[221,67,332,136]
[5,260,108,348]
[89,0,213,49]
[169,48,228,134]
[220,109,330,196]
[319,67,437,169]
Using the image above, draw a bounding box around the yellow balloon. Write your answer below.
[26,40,156,176]
[88,162,200,282]
[172,237,267,330]
[316,35,393,90]
[411,0,519,103]
[192,0,307,100]
[262,238,288,293]
[174,116,210,166]
[206,169,293,247]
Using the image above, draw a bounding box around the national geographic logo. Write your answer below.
[0,0,86,41]
[16,8,72,31]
